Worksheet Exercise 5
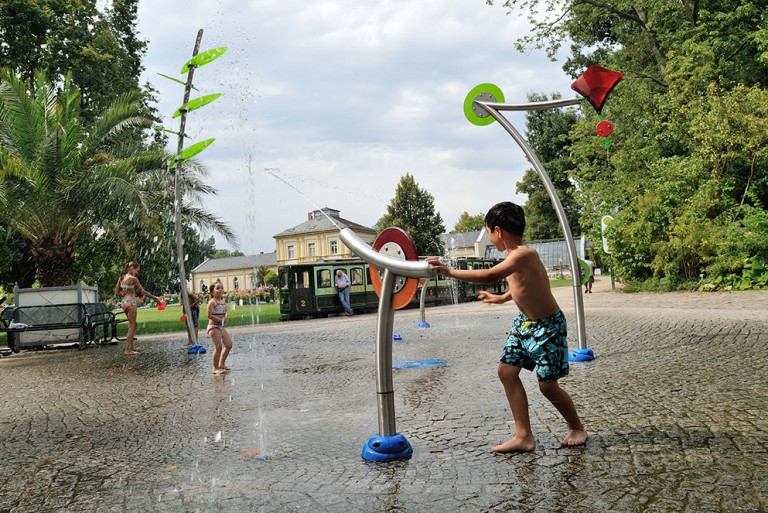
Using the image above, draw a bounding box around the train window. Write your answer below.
[295,270,310,289]
[350,267,363,285]
[318,269,332,288]
[367,268,373,285]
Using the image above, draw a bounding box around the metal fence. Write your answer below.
[484,236,589,276]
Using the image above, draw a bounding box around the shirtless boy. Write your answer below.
[427,202,587,452]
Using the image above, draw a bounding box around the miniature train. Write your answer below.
[278,257,507,321]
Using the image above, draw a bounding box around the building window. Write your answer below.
[287,245,295,259]
[317,269,332,288]
[330,240,338,254]
[233,277,239,290]
[308,242,316,257]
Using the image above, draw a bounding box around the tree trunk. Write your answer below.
[32,240,76,287]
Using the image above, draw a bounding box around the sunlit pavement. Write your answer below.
[1,279,766,512]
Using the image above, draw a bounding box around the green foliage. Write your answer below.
[453,211,485,232]
[376,173,446,255]
[488,1,768,289]
[0,0,148,122]
[518,92,582,239]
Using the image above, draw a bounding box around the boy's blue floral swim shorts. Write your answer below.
[500,310,569,382]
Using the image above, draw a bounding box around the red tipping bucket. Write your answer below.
[157,300,167,310]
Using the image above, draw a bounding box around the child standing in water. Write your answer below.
[427,202,587,452]
[206,280,232,375]
[115,261,163,356]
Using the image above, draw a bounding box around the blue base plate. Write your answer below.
[361,434,413,461]
[569,348,595,362]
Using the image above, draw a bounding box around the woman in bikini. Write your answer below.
[115,261,163,356]
[206,280,233,375]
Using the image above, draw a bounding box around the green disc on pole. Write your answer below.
[172,93,222,118]
[578,258,591,286]
[464,83,505,126]
[181,47,228,73]
[169,138,216,169]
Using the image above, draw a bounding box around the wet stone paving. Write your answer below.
[0,279,767,512]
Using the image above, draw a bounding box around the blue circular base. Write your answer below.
[392,334,403,341]
[361,434,413,461]
[416,321,430,328]
[187,344,206,354]
[569,348,595,362]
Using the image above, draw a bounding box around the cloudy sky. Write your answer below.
[136,0,575,254]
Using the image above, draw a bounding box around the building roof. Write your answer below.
[273,208,375,238]
[439,230,483,249]
[191,252,277,273]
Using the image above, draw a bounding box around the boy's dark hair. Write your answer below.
[484,201,525,237]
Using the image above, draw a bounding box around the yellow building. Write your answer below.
[273,208,376,265]
[190,252,277,293]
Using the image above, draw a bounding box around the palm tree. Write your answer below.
[0,69,235,287]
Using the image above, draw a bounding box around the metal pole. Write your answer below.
[173,29,204,346]
[375,268,397,436]
[419,278,429,324]
[475,99,588,349]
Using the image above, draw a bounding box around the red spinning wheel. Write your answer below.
[369,227,420,310]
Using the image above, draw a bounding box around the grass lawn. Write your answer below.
[123,302,282,337]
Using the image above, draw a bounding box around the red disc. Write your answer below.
[369,227,420,309]
[596,119,614,137]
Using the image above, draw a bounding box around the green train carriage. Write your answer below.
[278,257,507,321]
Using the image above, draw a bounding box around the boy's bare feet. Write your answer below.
[212,369,228,375]
[560,428,588,447]
[492,435,536,453]
[124,350,140,356]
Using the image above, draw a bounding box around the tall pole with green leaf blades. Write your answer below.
[158,29,227,346]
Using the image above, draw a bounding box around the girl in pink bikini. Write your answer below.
[115,261,163,356]
[206,280,233,375]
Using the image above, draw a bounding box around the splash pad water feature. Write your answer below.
[339,227,438,461]
[464,65,623,362]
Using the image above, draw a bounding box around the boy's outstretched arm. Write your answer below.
[477,290,513,304]
[426,257,513,284]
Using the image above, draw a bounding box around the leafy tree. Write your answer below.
[0,228,35,290]
[516,92,581,240]
[0,70,236,288]
[0,0,148,122]
[376,173,446,255]
[0,70,166,286]
[256,266,271,287]
[489,0,768,288]
[212,249,245,259]
[453,212,485,233]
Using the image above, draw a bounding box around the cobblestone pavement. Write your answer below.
[0,279,766,512]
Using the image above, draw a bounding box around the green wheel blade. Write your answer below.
[464,83,505,126]
[176,138,215,162]
[157,73,198,91]
[152,126,190,138]
[172,93,222,118]
[181,47,228,73]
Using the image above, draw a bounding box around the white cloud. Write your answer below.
[138,0,577,254]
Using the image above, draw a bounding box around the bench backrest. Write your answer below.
[13,303,87,326]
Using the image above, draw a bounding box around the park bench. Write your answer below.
[84,303,128,345]
[2,303,89,352]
